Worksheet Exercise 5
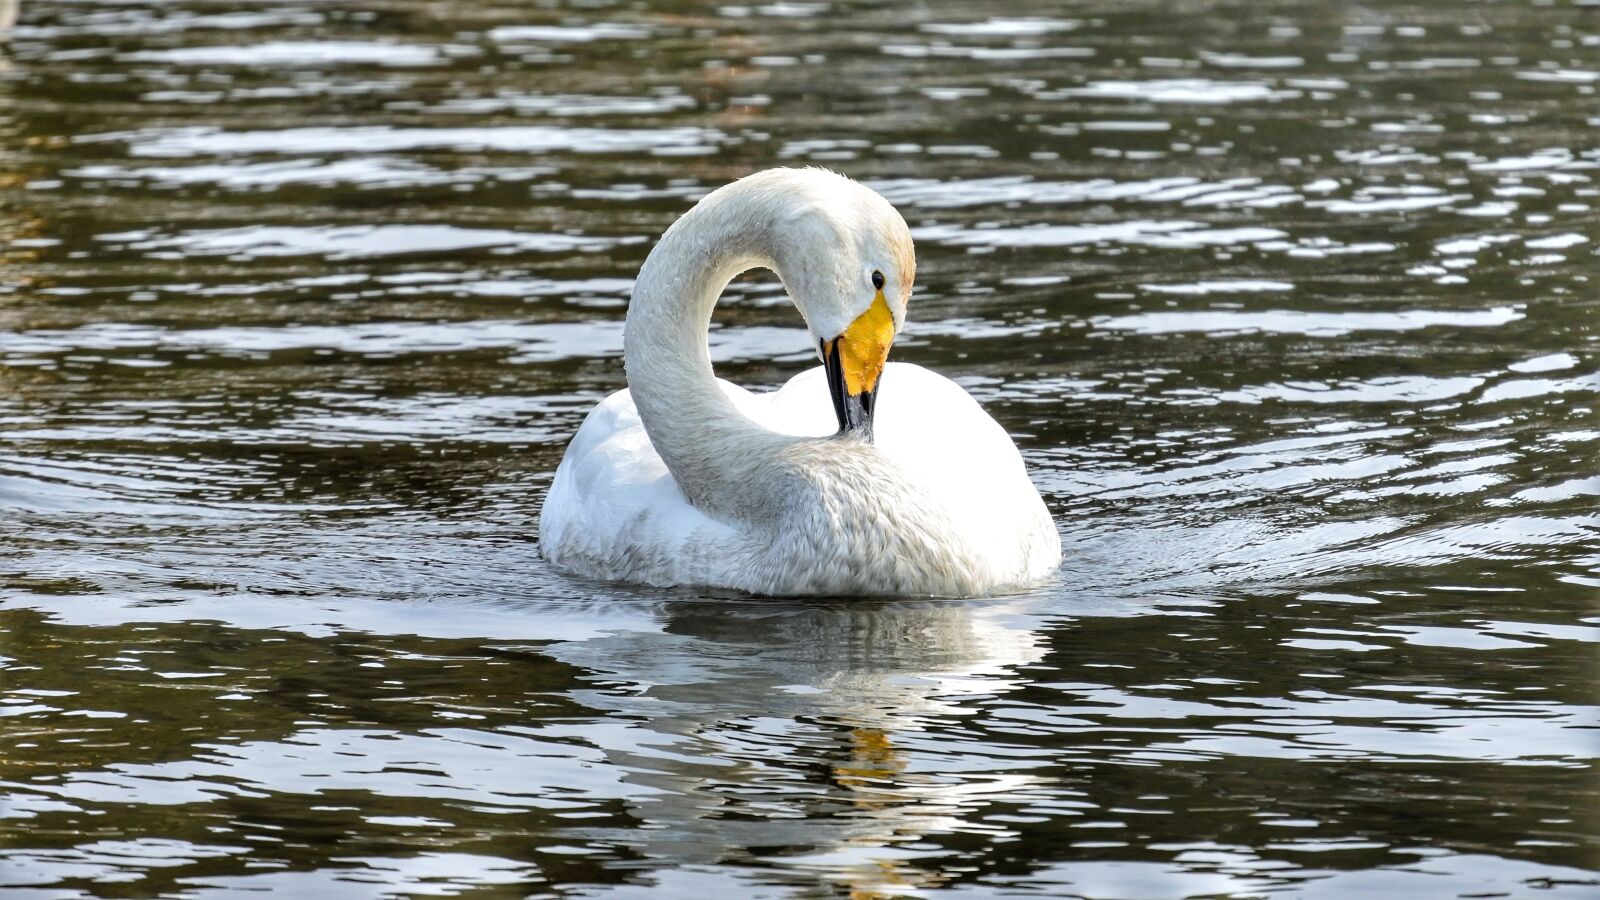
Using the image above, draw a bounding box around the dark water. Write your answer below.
[2,0,1597,896]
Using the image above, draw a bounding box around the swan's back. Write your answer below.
[539,386,744,589]
[540,363,1060,596]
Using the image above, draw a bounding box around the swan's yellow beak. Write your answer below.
[822,291,895,440]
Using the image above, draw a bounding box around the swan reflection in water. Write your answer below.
[544,594,1051,895]
[0,587,1055,897]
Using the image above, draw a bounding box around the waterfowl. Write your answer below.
[539,168,1059,596]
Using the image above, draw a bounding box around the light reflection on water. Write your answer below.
[2,0,1598,896]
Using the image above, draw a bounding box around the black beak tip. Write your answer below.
[843,389,875,442]
[821,338,878,441]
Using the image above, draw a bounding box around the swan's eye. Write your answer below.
[870,270,885,291]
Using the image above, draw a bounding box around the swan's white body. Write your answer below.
[540,169,1059,597]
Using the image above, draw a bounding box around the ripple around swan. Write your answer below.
[487,23,653,43]
[876,176,1298,210]
[3,0,1597,895]
[1059,79,1304,104]
[95,224,638,259]
[116,40,471,67]
[915,220,1287,249]
[83,125,726,158]
[0,321,819,365]
[920,17,1081,37]
[12,10,325,39]
[1091,306,1523,336]
[65,159,492,190]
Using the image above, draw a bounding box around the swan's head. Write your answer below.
[747,168,915,441]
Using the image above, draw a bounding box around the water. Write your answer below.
[1,0,1597,896]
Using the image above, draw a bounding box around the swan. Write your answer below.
[539,168,1059,596]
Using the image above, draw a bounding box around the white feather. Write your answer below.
[539,169,1060,597]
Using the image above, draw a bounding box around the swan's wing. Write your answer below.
[763,362,1059,573]
[542,365,1057,588]
[760,362,1035,490]
[734,368,837,438]
[539,388,741,585]
[872,362,1060,575]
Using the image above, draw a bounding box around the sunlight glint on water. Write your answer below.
[1,1,1597,897]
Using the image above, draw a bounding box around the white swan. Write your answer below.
[539,168,1059,596]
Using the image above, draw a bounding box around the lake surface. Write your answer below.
[2,0,1597,896]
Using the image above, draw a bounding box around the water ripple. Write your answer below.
[3,0,1596,895]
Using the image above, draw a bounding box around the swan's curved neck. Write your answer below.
[623,187,790,518]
